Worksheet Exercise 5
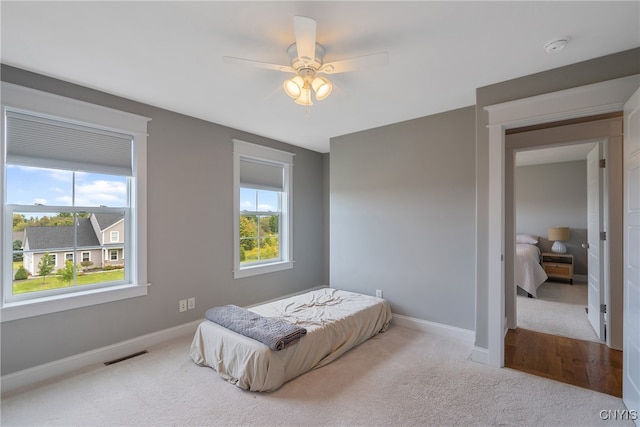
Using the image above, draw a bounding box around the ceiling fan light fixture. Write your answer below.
[283,76,304,99]
[311,76,332,100]
[294,86,313,106]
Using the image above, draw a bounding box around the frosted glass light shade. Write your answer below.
[294,87,313,106]
[311,77,332,100]
[283,76,304,99]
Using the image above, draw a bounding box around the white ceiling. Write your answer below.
[1,1,639,153]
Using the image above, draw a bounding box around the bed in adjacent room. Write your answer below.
[515,234,548,298]
[190,288,392,392]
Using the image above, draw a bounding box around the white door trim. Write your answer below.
[484,74,640,368]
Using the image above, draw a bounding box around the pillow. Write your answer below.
[516,234,538,244]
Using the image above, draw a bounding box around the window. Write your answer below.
[233,140,293,278]
[1,82,150,321]
[110,231,119,243]
[109,250,118,261]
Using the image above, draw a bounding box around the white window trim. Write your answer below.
[1,82,151,322]
[233,139,294,279]
[110,231,119,243]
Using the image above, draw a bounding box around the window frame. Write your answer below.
[1,82,151,322]
[233,139,294,278]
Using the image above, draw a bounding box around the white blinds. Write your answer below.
[5,111,133,176]
[240,158,284,191]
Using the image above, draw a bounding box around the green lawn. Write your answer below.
[13,270,125,294]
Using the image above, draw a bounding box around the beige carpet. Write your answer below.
[1,324,632,426]
[517,281,600,343]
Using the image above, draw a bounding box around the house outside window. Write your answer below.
[1,82,150,322]
[233,139,294,278]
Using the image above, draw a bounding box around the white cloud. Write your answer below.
[257,203,275,211]
[75,180,127,206]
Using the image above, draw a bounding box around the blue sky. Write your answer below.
[240,188,279,213]
[9,165,279,212]
[7,165,127,207]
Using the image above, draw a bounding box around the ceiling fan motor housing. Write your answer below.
[287,43,326,71]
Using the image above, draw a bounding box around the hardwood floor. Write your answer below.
[505,328,623,397]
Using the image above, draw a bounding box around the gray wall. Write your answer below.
[475,48,640,349]
[515,161,588,275]
[0,65,328,375]
[330,106,476,331]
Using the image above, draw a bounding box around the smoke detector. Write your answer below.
[544,37,571,53]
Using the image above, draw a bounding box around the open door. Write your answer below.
[623,87,640,422]
[587,143,605,340]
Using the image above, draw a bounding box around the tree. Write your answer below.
[12,240,23,261]
[57,260,77,285]
[14,266,28,280]
[239,215,258,251]
[37,252,55,284]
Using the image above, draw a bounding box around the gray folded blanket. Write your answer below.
[205,304,307,351]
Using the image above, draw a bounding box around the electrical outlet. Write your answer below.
[179,299,187,312]
[376,289,383,298]
[188,297,195,310]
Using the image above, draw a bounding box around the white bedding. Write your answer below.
[516,243,548,297]
[190,288,392,392]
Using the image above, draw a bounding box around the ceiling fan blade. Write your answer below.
[223,56,294,73]
[319,52,389,74]
[293,15,317,66]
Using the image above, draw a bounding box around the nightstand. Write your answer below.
[541,253,574,284]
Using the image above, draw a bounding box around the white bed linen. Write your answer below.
[190,288,392,392]
[516,243,548,297]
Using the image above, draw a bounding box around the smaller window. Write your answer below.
[109,250,118,261]
[65,253,74,262]
[233,140,294,278]
[82,252,91,262]
[110,231,119,243]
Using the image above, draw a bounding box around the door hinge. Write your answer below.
[600,159,606,168]
[600,304,607,314]
[600,231,607,241]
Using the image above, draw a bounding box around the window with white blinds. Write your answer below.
[1,82,150,321]
[233,139,294,278]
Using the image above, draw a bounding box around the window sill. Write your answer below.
[1,283,150,322]
[233,261,293,279]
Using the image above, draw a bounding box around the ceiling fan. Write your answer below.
[223,16,389,106]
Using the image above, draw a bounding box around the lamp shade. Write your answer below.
[294,87,313,106]
[548,227,570,241]
[283,76,304,99]
[311,77,332,100]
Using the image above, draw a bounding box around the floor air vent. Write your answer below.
[104,350,148,366]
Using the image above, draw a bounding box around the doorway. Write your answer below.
[483,74,640,415]
[503,116,624,350]
[512,140,601,343]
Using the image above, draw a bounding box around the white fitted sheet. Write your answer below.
[190,288,392,392]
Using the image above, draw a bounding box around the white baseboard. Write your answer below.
[471,346,489,364]
[392,314,475,344]
[1,319,203,394]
